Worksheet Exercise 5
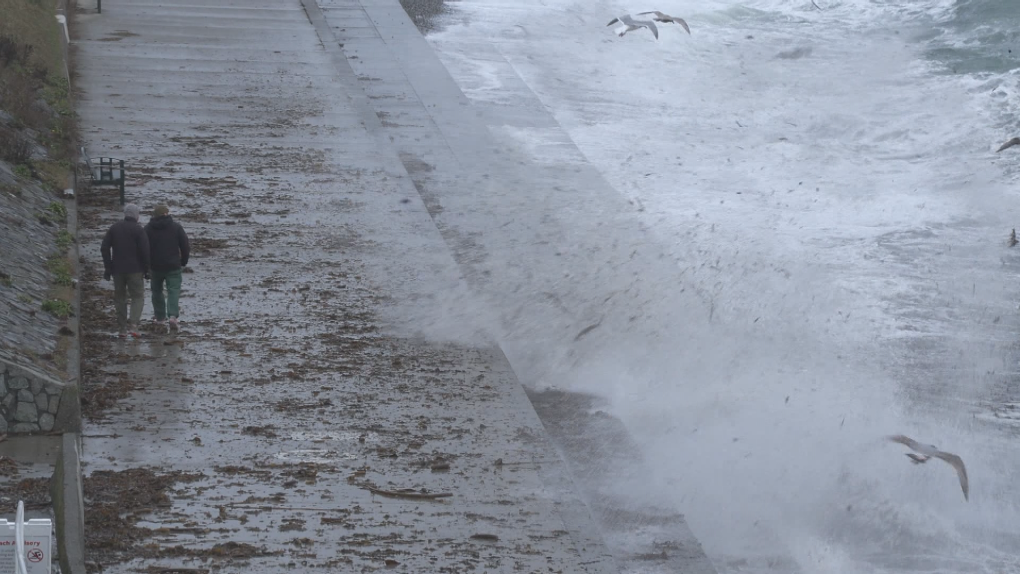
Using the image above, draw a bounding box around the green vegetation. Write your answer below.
[42,73,72,117]
[46,254,72,286]
[0,271,11,287]
[47,201,66,219]
[0,0,67,97]
[33,160,71,194]
[56,229,73,250]
[0,0,76,168]
[41,298,72,318]
[18,294,32,304]
[13,164,31,179]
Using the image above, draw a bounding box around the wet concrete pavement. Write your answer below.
[71,0,717,571]
[72,0,623,571]
[310,1,719,569]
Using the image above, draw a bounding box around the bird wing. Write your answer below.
[646,20,659,39]
[888,434,922,452]
[607,17,621,26]
[933,451,969,501]
[636,11,690,33]
[996,138,1020,152]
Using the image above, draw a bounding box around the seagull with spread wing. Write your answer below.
[637,11,691,34]
[997,137,1020,152]
[888,434,969,501]
[607,14,659,39]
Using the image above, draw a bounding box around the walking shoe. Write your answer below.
[168,317,179,330]
[152,317,167,325]
[117,330,127,339]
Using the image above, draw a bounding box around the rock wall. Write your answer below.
[0,161,63,368]
[0,356,65,433]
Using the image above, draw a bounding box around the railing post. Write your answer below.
[14,501,27,574]
[98,0,101,13]
[119,160,125,205]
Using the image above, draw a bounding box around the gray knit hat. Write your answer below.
[124,203,140,220]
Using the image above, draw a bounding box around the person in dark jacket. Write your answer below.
[101,203,150,337]
[145,204,190,330]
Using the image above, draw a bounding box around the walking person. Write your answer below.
[101,202,150,337]
[145,204,190,331]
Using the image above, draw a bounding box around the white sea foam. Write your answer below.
[425,0,1020,571]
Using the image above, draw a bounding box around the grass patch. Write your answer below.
[41,298,72,318]
[0,0,65,92]
[0,0,76,162]
[37,76,76,160]
[13,164,31,179]
[56,229,73,251]
[47,201,66,219]
[42,72,71,116]
[33,159,71,193]
[46,254,72,286]
[18,294,32,304]
[0,271,11,287]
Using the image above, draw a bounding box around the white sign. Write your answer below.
[0,518,51,574]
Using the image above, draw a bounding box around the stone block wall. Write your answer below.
[0,360,64,433]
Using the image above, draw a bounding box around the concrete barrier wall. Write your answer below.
[51,433,85,574]
[53,1,87,571]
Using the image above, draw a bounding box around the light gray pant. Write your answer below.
[113,272,145,330]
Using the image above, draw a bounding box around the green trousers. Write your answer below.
[113,272,145,330]
[151,268,183,320]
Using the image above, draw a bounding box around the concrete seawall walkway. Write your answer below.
[73,0,618,571]
[72,0,718,571]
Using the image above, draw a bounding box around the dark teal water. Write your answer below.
[924,0,1020,75]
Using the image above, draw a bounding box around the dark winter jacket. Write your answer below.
[101,217,150,276]
[144,215,190,272]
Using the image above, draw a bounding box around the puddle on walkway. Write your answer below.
[272,449,359,463]
[288,430,379,442]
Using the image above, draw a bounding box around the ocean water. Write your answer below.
[421,0,1020,572]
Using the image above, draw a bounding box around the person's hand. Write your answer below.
[104,272,111,281]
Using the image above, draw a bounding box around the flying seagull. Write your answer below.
[888,434,969,501]
[996,137,1020,152]
[636,11,691,34]
[607,14,659,39]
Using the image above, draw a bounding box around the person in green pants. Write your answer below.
[144,204,191,331]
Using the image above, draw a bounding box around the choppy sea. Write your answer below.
[411,0,1020,572]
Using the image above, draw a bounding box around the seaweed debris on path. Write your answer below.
[71,0,620,571]
[83,468,208,566]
